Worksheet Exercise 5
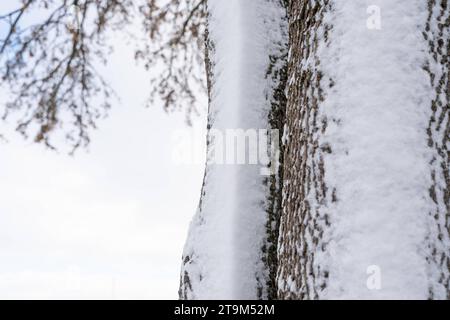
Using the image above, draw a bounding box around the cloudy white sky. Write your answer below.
[0,3,206,299]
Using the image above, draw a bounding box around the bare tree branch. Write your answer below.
[0,0,206,152]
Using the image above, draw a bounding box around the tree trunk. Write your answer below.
[180,0,449,300]
[179,0,288,299]
[278,0,449,299]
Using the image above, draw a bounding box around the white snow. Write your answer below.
[314,0,439,299]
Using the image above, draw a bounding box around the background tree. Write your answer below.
[0,0,206,152]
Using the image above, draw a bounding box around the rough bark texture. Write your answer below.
[277,0,332,300]
[424,0,450,299]
[262,16,288,299]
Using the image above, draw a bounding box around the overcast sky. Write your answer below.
[0,3,206,299]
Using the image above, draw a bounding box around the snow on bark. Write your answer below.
[278,0,449,299]
[423,0,450,299]
[179,0,287,299]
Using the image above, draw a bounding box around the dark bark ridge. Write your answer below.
[423,0,450,299]
[261,0,289,299]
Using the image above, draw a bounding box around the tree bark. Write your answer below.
[423,0,450,299]
[277,0,332,299]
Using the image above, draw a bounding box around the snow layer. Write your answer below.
[180,0,287,299]
[314,0,444,299]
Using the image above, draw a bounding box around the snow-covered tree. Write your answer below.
[181,0,449,300]
[179,0,288,299]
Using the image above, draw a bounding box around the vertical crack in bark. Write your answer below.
[263,36,288,300]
